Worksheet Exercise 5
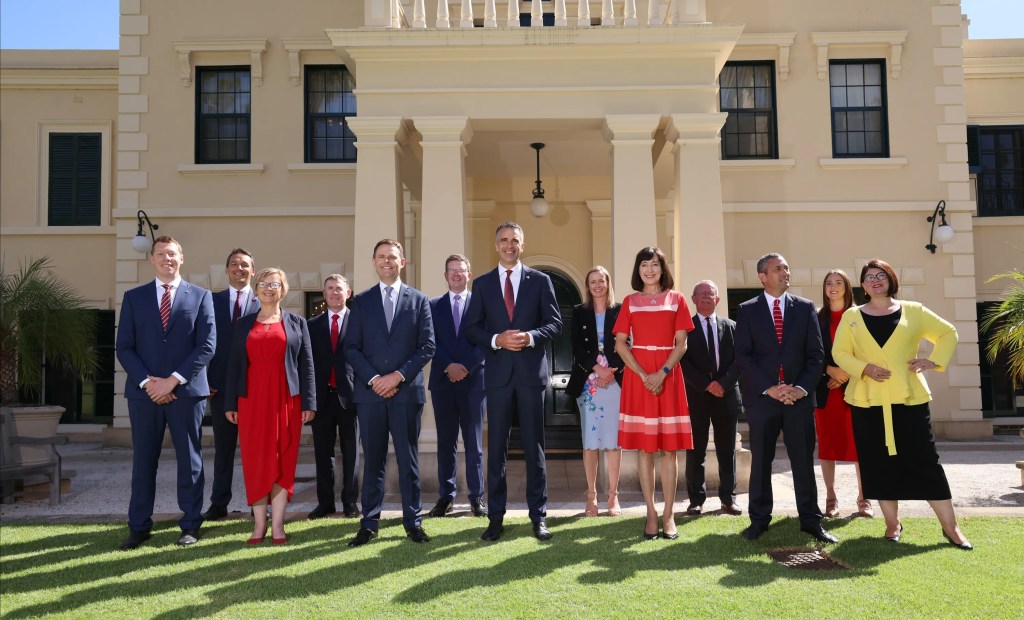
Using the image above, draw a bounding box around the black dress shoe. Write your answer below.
[532,521,553,541]
[480,521,504,541]
[800,525,839,544]
[741,524,767,541]
[348,528,378,547]
[942,529,973,550]
[427,498,454,518]
[661,531,679,540]
[685,504,702,516]
[119,530,151,551]
[885,521,903,543]
[406,526,431,543]
[720,503,743,516]
[470,498,488,517]
[342,504,360,518]
[202,506,228,522]
[308,505,337,520]
[177,529,200,546]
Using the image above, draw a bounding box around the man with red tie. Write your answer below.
[735,252,835,544]
[307,274,360,519]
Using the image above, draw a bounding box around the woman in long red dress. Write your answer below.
[613,247,694,540]
[814,269,871,518]
[225,268,315,544]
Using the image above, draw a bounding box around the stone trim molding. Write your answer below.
[171,39,269,87]
[818,157,908,169]
[810,31,908,79]
[735,32,797,80]
[281,38,335,86]
[720,159,796,171]
[177,163,265,175]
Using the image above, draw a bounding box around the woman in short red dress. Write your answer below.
[614,247,694,540]
[225,268,315,545]
[814,269,871,518]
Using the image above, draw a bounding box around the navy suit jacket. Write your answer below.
[464,265,563,389]
[116,280,216,399]
[222,311,316,412]
[207,287,260,391]
[308,309,356,409]
[566,303,625,399]
[343,283,435,405]
[681,313,743,411]
[734,293,824,409]
[428,292,485,393]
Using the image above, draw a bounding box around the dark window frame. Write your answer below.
[828,59,890,158]
[719,61,779,160]
[47,132,102,226]
[970,125,1024,217]
[195,66,251,164]
[303,65,357,163]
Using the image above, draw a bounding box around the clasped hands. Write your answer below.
[825,365,851,390]
[145,375,180,405]
[641,370,666,396]
[496,330,530,352]
[592,365,618,389]
[371,372,402,399]
[445,363,469,383]
[766,383,805,405]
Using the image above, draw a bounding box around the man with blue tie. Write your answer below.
[115,236,216,549]
[344,239,435,546]
[465,222,563,542]
[202,248,259,522]
[426,254,487,518]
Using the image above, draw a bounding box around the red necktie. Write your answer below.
[503,269,515,321]
[329,313,339,388]
[773,298,784,382]
[160,284,172,330]
[232,290,242,324]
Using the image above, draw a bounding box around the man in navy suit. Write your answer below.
[202,248,259,522]
[115,236,216,549]
[426,254,487,519]
[344,240,435,546]
[465,222,562,542]
[680,280,743,516]
[307,274,360,520]
[735,253,835,544]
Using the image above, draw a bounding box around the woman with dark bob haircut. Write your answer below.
[832,258,971,549]
[613,247,694,540]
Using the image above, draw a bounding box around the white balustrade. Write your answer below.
[413,0,427,28]
[462,0,476,28]
[601,0,615,26]
[577,0,591,27]
[375,0,705,29]
[437,0,450,28]
[506,0,519,28]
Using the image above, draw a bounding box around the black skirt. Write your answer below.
[850,402,952,500]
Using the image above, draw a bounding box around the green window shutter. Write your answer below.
[48,133,101,226]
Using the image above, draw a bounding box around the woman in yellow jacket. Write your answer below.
[833,259,972,550]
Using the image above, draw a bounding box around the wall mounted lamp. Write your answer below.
[131,210,160,254]
[925,200,955,254]
[529,142,550,218]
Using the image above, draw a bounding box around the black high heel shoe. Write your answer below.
[885,521,903,543]
[942,529,973,550]
[643,517,659,540]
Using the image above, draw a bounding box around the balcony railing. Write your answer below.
[379,0,706,29]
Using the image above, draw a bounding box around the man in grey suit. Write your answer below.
[680,280,743,516]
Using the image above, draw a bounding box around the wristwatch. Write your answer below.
[661,366,671,375]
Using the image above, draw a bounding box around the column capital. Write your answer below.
[586,199,612,218]
[347,116,409,145]
[603,114,663,142]
[466,200,496,219]
[666,112,728,143]
[411,116,473,145]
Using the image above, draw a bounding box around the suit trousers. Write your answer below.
[357,400,423,531]
[431,387,486,502]
[206,392,238,510]
[310,390,360,510]
[685,395,739,507]
[127,396,205,532]
[487,383,547,523]
[746,399,821,529]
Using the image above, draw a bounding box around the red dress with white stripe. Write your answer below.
[613,290,695,452]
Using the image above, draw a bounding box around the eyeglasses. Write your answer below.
[446,269,469,275]
[863,273,888,283]
[257,281,282,290]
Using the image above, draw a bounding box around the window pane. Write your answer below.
[238,72,250,92]
[865,86,882,106]
[848,133,866,154]
[864,62,881,85]
[835,133,849,154]
[737,65,754,87]
[830,87,847,107]
[848,111,864,131]
[738,113,755,134]
[219,119,236,138]
[327,140,343,160]
[754,87,770,108]
[848,86,864,107]
[834,111,848,132]
[724,113,737,132]
[343,92,356,112]
[755,133,769,155]
[238,94,250,113]
[309,92,325,114]
[720,88,737,109]
[865,111,882,131]
[309,70,324,91]
[326,93,343,114]
[720,66,736,87]
[847,64,864,86]
[830,64,846,85]
[218,93,234,112]
[866,132,883,154]
[755,113,769,133]
[754,65,770,87]
[725,134,738,157]
[739,133,756,156]
[738,87,754,108]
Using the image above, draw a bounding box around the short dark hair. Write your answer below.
[445,253,470,271]
[756,252,785,274]
[225,248,254,267]
[372,239,404,259]
[152,235,181,253]
[323,274,350,289]
[630,246,674,292]
[860,258,900,298]
[494,221,524,242]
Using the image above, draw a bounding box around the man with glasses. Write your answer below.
[426,254,487,519]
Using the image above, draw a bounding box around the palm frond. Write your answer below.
[981,268,1024,388]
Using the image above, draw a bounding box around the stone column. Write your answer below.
[603,114,662,296]
[586,200,612,270]
[667,113,729,306]
[347,116,408,290]
[411,116,472,298]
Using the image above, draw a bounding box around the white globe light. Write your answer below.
[132,234,151,254]
[530,196,550,218]
[934,225,955,244]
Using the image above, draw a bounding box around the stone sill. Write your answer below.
[287,163,357,175]
[818,157,908,169]
[720,158,795,171]
[177,163,265,176]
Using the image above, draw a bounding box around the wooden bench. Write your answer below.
[0,408,69,505]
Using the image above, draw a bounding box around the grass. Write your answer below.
[1,515,1022,619]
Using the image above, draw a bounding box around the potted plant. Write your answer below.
[1,257,98,466]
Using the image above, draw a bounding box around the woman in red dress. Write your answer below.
[613,247,694,540]
[225,268,315,544]
[814,269,871,518]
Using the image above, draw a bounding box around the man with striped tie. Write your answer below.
[115,236,216,549]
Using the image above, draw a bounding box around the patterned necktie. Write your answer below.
[706,316,717,372]
[384,286,395,331]
[773,298,784,382]
[452,294,462,336]
[232,290,242,324]
[503,269,515,321]
[160,284,172,330]
[330,313,339,388]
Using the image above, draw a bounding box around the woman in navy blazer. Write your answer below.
[225,268,315,545]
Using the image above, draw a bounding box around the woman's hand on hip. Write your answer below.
[863,363,891,382]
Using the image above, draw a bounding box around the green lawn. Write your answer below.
[1,516,1022,619]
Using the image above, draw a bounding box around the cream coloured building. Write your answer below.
[2,0,1022,453]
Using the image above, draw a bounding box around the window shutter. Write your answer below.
[48,133,101,226]
[966,125,980,172]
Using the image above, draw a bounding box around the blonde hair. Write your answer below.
[583,265,615,308]
[255,267,289,297]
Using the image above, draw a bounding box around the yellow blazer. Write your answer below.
[832,301,957,456]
